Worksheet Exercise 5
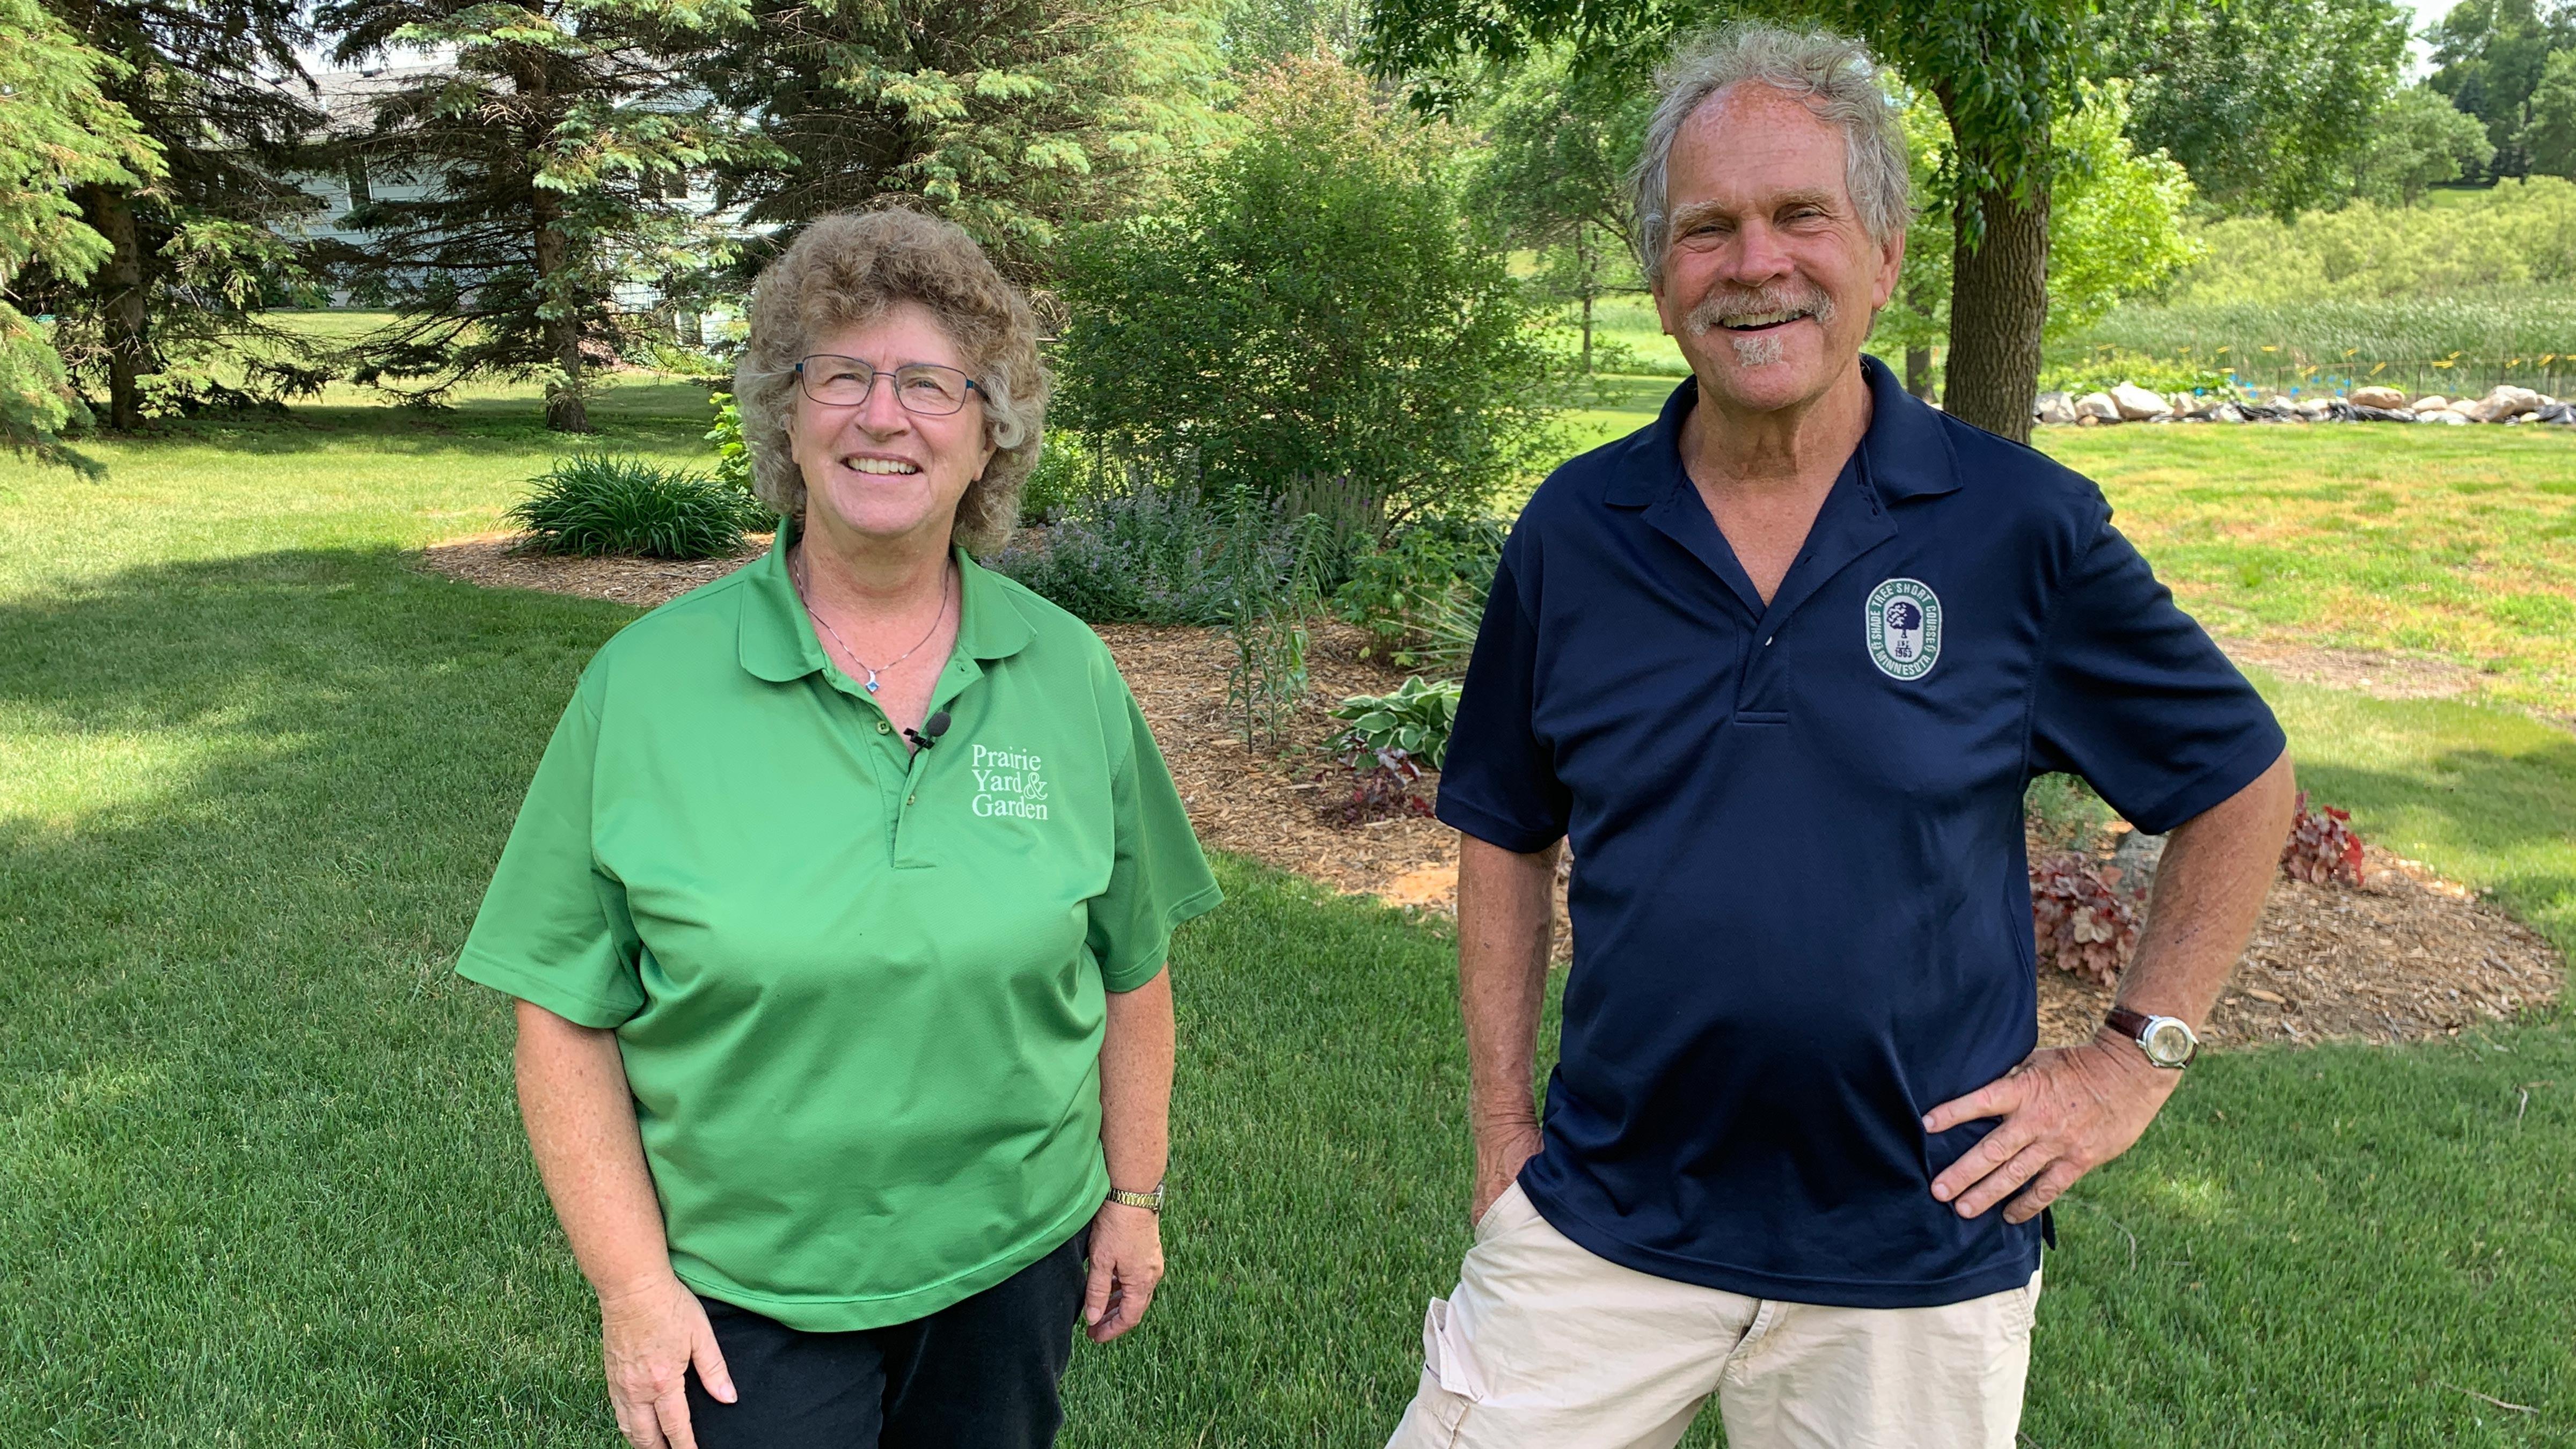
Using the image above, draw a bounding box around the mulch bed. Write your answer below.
[418,538,2565,1052]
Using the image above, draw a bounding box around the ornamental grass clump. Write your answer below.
[510,452,770,560]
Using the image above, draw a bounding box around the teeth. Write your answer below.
[1726,310,1804,328]
[847,458,919,474]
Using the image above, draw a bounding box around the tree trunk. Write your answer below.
[530,188,590,433]
[1577,225,1597,375]
[77,183,151,431]
[1938,134,2051,444]
[1905,346,1933,401]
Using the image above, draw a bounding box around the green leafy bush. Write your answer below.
[990,481,1342,626]
[1053,54,1561,522]
[706,392,752,496]
[2170,179,2576,302]
[1329,675,1461,769]
[2037,349,2234,397]
[1335,515,1504,673]
[509,453,768,560]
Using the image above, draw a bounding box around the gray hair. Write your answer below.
[734,209,1047,553]
[1628,24,1912,291]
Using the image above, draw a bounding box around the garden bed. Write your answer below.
[420,540,2564,1052]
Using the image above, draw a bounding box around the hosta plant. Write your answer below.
[1330,676,1461,769]
[2280,791,2365,887]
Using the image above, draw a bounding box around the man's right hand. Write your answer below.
[1472,1119,1545,1226]
[598,1272,735,1449]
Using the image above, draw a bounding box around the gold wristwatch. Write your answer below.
[1106,1181,1166,1215]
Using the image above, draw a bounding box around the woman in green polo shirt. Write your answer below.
[457,208,1223,1449]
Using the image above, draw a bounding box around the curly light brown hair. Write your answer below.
[734,209,1048,553]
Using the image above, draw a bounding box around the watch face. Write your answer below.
[2144,1019,2196,1066]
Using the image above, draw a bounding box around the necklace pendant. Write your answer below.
[863,676,882,694]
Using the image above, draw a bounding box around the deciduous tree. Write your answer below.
[2096,0,2408,219]
[2427,0,2576,179]
[2356,83,2500,203]
[1464,47,1651,372]
[1362,0,2092,442]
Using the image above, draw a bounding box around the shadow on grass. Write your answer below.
[76,391,719,462]
[2298,740,2576,954]
[0,547,635,1441]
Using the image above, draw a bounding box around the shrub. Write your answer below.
[2029,852,2141,987]
[2280,791,2365,887]
[2037,349,2235,398]
[509,453,767,560]
[1053,54,1561,523]
[706,392,752,496]
[1329,676,1461,770]
[2170,179,2576,302]
[1335,515,1505,671]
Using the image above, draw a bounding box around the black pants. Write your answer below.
[685,1232,1086,1448]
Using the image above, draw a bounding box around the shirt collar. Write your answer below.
[1604,353,1963,508]
[738,518,1036,685]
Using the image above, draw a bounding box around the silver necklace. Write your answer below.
[792,548,951,696]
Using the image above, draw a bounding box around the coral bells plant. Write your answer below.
[1316,744,1435,826]
[2029,853,2142,987]
[2280,791,2365,887]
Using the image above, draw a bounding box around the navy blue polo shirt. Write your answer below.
[1439,355,2285,1308]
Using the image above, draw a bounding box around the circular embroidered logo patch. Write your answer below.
[1864,577,1942,680]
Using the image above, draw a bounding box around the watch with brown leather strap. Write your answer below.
[2104,1007,2201,1069]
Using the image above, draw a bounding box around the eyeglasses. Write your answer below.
[793,356,981,415]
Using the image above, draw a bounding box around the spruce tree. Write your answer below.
[0,0,161,460]
[22,0,323,431]
[696,0,1225,281]
[320,0,779,431]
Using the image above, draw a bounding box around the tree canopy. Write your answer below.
[2427,0,2576,179]
[321,0,780,430]
[21,0,324,430]
[2097,0,2408,219]
[697,0,1226,283]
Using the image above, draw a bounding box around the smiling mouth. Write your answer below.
[1717,308,1816,333]
[844,457,920,475]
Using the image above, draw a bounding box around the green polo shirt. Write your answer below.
[457,524,1222,1331]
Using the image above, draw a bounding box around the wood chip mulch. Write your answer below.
[417,540,2564,1053]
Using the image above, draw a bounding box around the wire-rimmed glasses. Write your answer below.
[793,356,982,415]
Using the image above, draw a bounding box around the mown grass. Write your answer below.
[2045,426,2576,721]
[2,391,2570,1445]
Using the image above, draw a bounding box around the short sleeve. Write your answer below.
[2028,521,2287,835]
[455,690,646,1027]
[1435,553,1571,852]
[1086,683,1223,992]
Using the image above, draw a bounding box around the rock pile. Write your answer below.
[2036,380,2576,428]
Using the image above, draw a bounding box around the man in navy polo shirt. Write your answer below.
[1385,24,2297,1449]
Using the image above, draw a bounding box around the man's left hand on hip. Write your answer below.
[1921,1035,2182,1224]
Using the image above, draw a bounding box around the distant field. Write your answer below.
[2060,289,2576,398]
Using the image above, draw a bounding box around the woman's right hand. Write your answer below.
[597,1273,736,1449]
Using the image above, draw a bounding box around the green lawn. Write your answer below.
[2,394,2570,1444]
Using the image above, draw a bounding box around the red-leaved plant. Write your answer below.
[2280,791,2365,887]
[2029,852,2142,987]
[1315,743,1434,826]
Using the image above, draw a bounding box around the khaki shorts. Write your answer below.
[1386,1183,2040,1449]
